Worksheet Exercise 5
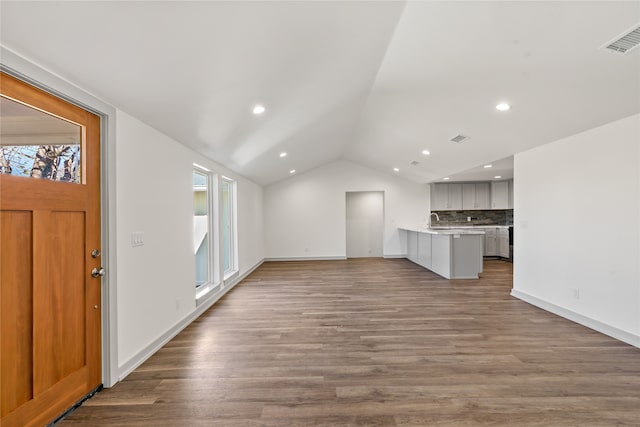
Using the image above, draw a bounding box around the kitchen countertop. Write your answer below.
[429,225,512,229]
[399,226,486,235]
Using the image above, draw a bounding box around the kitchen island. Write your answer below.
[399,227,484,279]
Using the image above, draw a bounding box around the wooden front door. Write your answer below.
[0,72,102,426]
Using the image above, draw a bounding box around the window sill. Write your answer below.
[223,269,239,284]
[195,281,221,306]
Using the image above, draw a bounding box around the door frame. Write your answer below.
[1,48,119,387]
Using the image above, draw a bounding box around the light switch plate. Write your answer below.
[131,231,144,247]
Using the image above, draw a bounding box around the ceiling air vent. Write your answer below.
[601,23,640,55]
[449,134,469,144]
[410,160,420,166]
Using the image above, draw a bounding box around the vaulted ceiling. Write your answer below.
[1,1,639,185]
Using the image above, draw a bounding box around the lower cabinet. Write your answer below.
[481,227,509,258]
[407,230,433,269]
[498,228,509,258]
[483,228,497,256]
[417,232,432,269]
[408,230,418,263]
[403,229,483,279]
[430,234,451,278]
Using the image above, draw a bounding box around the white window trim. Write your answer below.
[194,166,221,304]
[220,176,238,278]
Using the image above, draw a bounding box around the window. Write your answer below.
[221,177,236,275]
[1,96,82,183]
[193,169,211,287]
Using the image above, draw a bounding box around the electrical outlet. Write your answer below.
[467,217,471,222]
[175,298,181,311]
[573,288,580,299]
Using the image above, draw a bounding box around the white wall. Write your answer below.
[237,176,264,276]
[513,114,640,345]
[346,191,384,257]
[115,110,264,371]
[264,159,429,259]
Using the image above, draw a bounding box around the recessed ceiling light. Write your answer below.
[393,167,400,172]
[421,150,430,155]
[484,164,493,168]
[443,177,450,180]
[496,103,510,111]
[289,169,296,174]
[494,175,502,179]
[253,104,266,115]
[279,152,287,158]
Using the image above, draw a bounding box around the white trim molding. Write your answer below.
[511,289,640,348]
[264,256,347,262]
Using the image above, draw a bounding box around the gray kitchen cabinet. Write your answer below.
[463,183,490,210]
[462,184,475,209]
[475,182,491,209]
[498,228,510,258]
[448,184,462,210]
[482,227,509,258]
[417,232,432,269]
[407,230,418,263]
[483,228,497,256]
[401,227,484,279]
[431,183,462,210]
[491,181,510,209]
[434,180,511,211]
[431,183,448,210]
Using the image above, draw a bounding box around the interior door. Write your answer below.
[346,191,384,258]
[0,72,102,427]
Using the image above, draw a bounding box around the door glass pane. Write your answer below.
[193,170,210,287]
[0,95,82,183]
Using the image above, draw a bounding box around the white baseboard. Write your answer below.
[264,256,347,262]
[116,259,264,382]
[511,289,640,348]
[265,256,408,261]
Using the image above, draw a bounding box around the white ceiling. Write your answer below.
[445,156,514,183]
[1,1,639,185]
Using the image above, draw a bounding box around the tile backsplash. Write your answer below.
[432,209,513,226]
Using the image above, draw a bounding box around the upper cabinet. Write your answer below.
[462,183,490,210]
[491,181,510,209]
[432,183,462,210]
[448,184,462,210]
[432,180,512,211]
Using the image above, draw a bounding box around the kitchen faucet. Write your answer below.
[427,212,440,228]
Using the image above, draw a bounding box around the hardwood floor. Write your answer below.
[60,259,640,426]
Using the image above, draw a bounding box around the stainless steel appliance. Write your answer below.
[508,226,514,263]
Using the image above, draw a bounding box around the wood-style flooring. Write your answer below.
[60,259,640,426]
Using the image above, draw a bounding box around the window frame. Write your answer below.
[220,176,238,281]
[193,165,220,302]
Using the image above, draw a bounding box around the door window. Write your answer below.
[1,96,82,183]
